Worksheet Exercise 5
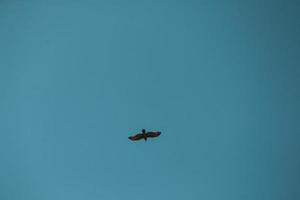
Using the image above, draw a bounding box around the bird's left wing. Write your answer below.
[128,133,144,141]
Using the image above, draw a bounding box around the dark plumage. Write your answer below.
[128,129,161,141]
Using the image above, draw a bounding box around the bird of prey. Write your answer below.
[128,129,161,142]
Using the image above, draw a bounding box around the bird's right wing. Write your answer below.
[146,131,161,138]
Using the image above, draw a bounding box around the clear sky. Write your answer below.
[1,0,299,200]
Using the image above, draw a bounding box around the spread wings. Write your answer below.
[128,131,161,141]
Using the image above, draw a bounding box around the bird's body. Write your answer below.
[128,129,161,141]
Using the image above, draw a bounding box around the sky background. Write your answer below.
[0,0,300,199]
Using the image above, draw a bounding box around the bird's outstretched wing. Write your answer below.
[146,131,161,138]
[128,133,144,141]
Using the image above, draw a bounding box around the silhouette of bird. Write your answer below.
[128,129,161,142]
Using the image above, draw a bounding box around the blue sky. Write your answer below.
[1,0,299,199]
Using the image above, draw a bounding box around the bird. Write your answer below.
[128,129,161,142]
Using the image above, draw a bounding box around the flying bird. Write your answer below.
[128,129,161,142]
